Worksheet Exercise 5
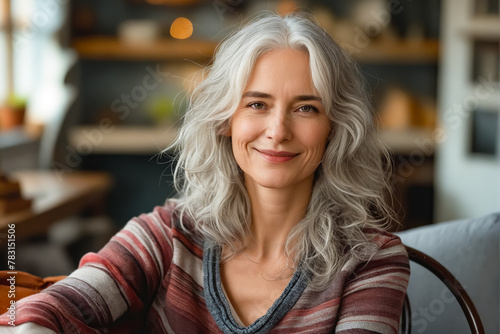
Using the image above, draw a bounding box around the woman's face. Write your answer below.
[229,48,331,191]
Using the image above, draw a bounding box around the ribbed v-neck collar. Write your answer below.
[203,243,308,334]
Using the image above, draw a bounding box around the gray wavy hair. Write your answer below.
[170,13,394,289]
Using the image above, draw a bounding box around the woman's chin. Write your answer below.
[245,173,313,192]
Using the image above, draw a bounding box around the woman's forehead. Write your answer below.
[243,49,317,95]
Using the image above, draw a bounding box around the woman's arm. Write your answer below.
[335,235,410,334]
[0,323,56,333]
[0,205,176,332]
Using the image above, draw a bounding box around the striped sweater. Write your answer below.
[0,203,410,333]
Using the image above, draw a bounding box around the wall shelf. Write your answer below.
[379,128,435,155]
[460,18,500,38]
[353,39,440,64]
[72,36,440,64]
[72,36,217,61]
[69,125,177,155]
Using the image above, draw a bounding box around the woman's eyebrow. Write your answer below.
[296,95,322,103]
[242,91,272,99]
[242,91,322,103]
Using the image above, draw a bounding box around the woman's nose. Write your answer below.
[266,110,291,143]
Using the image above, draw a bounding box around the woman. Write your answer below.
[0,13,409,333]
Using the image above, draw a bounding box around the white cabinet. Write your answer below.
[436,0,500,221]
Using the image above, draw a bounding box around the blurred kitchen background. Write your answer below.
[0,0,499,276]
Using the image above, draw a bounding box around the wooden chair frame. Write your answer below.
[401,245,485,334]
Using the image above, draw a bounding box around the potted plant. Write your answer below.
[0,0,28,131]
[0,94,27,131]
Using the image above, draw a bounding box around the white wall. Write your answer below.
[435,0,500,222]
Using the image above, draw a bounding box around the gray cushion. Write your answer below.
[397,212,499,334]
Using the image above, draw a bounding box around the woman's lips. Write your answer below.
[255,149,299,162]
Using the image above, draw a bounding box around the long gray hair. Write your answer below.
[170,13,394,289]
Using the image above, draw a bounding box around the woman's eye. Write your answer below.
[250,102,265,109]
[298,105,317,113]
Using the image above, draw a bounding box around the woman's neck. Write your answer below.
[242,176,313,261]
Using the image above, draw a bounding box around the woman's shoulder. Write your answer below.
[137,200,204,246]
[336,228,410,294]
[360,228,409,268]
[364,228,406,250]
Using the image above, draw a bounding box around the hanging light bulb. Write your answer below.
[170,17,193,39]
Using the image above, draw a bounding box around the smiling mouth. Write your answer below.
[255,149,299,162]
[257,149,297,157]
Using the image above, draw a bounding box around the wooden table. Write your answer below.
[0,170,113,241]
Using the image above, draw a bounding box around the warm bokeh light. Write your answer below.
[170,17,193,40]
